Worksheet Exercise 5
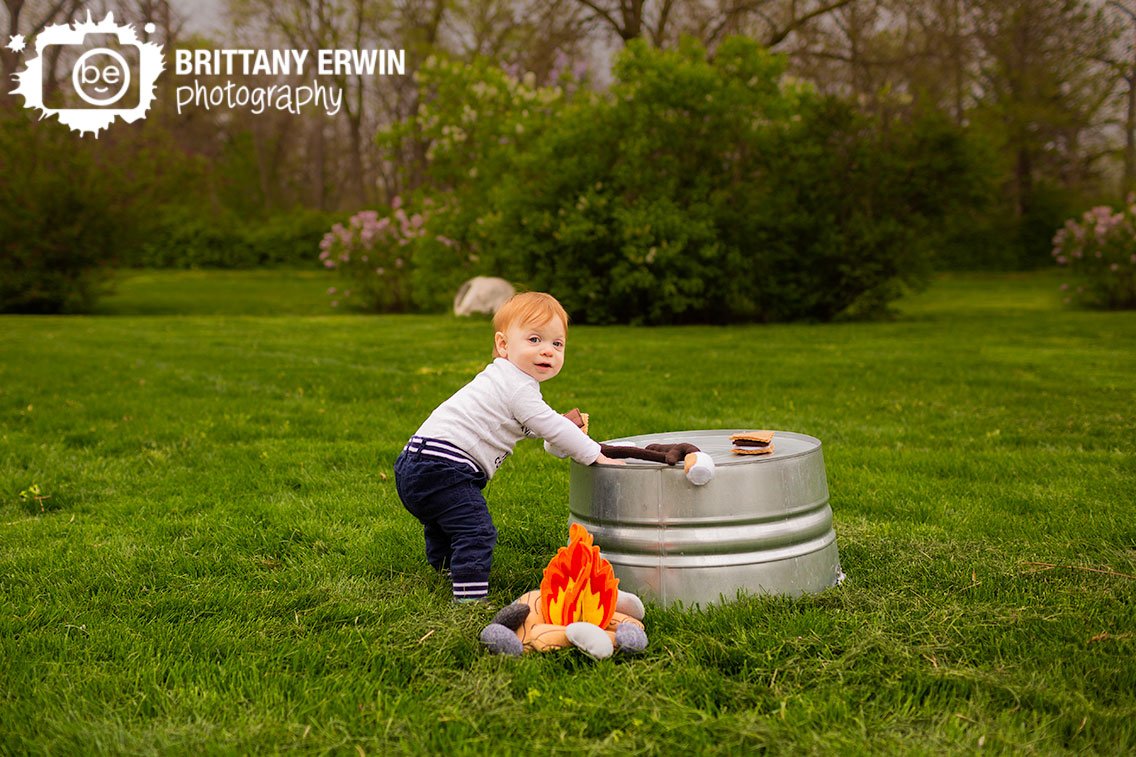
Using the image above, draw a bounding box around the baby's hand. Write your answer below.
[594,453,626,466]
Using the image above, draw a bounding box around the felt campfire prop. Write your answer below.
[479,523,648,659]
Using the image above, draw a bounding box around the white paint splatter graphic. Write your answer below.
[10,13,164,137]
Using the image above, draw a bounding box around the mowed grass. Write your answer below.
[1,269,1134,754]
[93,269,335,316]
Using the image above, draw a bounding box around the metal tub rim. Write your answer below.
[590,429,824,467]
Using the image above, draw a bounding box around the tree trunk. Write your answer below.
[1126,72,1136,197]
[1015,146,1033,218]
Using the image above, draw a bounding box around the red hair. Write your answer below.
[493,292,569,355]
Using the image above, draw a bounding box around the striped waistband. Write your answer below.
[403,436,481,473]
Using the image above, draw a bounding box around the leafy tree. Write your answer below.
[378,37,985,323]
[376,53,570,310]
[0,114,124,312]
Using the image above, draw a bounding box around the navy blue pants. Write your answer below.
[394,437,495,600]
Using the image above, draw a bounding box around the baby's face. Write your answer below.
[495,316,567,383]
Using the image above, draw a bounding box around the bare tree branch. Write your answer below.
[574,0,624,39]
[765,0,858,47]
[650,0,677,46]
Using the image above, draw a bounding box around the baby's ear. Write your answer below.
[493,331,508,357]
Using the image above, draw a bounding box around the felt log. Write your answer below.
[599,443,716,486]
[511,589,644,653]
[600,442,700,464]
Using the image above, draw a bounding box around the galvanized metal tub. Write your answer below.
[569,429,842,607]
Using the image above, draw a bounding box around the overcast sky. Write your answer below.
[170,0,224,35]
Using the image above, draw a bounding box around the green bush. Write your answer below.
[1017,182,1085,269]
[133,207,341,269]
[931,168,1086,272]
[0,110,312,311]
[377,55,568,312]
[475,39,984,323]
[737,102,987,321]
[247,209,344,267]
[132,206,249,268]
[381,39,986,323]
[0,114,124,313]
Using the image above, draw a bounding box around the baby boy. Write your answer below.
[394,292,621,602]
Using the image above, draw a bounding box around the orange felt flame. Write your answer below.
[540,523,619,628]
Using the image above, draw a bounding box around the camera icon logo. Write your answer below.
[10,12,164,138]
[74,47,133,107]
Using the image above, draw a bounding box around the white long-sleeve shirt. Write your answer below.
[413,358,601,477]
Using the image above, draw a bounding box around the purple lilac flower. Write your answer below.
[548,49,569,82]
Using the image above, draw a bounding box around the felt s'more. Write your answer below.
[563,408,590,437]
[730,430,775,455]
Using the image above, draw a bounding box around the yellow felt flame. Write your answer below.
[545,576,577,625]
[575,575,607,626]
[540,524,619,628]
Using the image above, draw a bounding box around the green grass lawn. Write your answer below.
[2,269,1134,754]
[93,269,337,316]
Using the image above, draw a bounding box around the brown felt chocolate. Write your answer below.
[562,408,590,436]
[600,442,701,466]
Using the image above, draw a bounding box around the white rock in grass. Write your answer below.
[615,591,645,620]
[453,277,515,316]
[565,622,614,659]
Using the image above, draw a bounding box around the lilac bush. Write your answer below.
[1052,200,1136,309]
[318,199,426,312]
